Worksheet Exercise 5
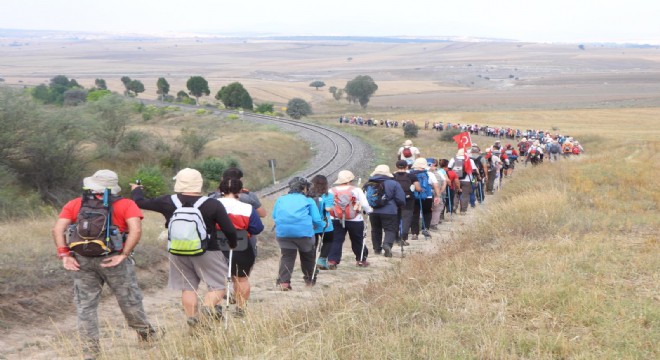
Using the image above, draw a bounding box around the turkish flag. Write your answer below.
[453,132,472,149]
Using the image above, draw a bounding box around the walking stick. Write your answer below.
[224,249,233,330]
[359,213,368,264]
[446,187,453,223]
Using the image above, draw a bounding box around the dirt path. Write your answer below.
[2,211,477,359]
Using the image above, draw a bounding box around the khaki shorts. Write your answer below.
[168,251,228,291]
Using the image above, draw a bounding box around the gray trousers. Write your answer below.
[276,237,316,284]
[72,254,152,353]
[458,181,473,212]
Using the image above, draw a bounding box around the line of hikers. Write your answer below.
[51,134,583,358]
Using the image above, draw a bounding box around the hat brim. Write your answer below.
[83,177,121,195]
[370,171,393,177]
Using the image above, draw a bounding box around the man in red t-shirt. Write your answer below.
[51,170,157,358]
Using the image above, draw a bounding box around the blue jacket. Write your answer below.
[272,193,325,238]
[367,176,406,215]
[314,192,334,234]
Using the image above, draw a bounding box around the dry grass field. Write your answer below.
[1,34,659,359]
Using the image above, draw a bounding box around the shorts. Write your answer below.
[224,245,256,278]
[168,251,228,291]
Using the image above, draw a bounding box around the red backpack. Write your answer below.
[572,146,580,155]
[329,187,358,224]
[402,146,413,158]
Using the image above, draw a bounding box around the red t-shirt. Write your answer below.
[59,197,143,233]
[445,170,459,190]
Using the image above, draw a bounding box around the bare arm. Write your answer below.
[52,218,79,271]
[255,206,267,218]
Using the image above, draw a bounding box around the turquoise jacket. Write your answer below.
[272,193,325,238]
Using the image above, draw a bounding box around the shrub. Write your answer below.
[440,128,461,142]
[119,130,150,152]
[195,109,206,115]
[86,89,112,102]
[192,157,240,190]
[403,123,419,138]
[227,114,240,120]
[130,166,169,199]
[255,103,274,114]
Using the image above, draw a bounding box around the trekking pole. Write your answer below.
[224,249,233,330]
[399,218,404,258]
[103,188,112,251]
[312,214,328,283]
[359,213,368,264]
[446,187,453,223]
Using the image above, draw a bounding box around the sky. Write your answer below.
[1,0,659,43]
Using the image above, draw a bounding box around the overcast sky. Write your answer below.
[1,0,658,43]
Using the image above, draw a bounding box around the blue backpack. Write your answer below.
[363,179,388,208]
[411,170,433,200]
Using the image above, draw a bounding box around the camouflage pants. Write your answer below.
[72,254,152,353]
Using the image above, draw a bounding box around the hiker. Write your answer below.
[398,139,421,162]
[427,158,447,229]
[132,168,238,328]
[503,144,519,177]
[52,170,158,359]
[392,160,420,245]
[272,177,325,290]
[327,170,373,268]
[211,167,267,218]
[215,177,264,316]
[365,165,406,257]
[548,139,562,162]
[409,158,441,239]
[439,159,460,214]
[469,145,488,204]
[448,149,477,214]
[308,174,334,270]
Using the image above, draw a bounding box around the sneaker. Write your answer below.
[327,260,338,270]
[278,282,292,291]
[374,249,382,255]
[401,240,410,246]
[234,307,246,318]
[316,257,329,270]
[383,244,392,258]
[421,230,432,239]
[187,316,200,328]
[429,225,439,231]
[411,234,418,240]
[201,305,223,321]
[356,260,370,267]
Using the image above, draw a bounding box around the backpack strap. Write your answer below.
[171,194,182,208]
[193,196,209,209]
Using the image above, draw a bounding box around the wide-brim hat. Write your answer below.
[456,148,465,157]
[370,164,393,178]
[403,139,413,146]
[334,170,355,184]
[83,170,121,195]
[411,158,429,170]
[174,168,203,193]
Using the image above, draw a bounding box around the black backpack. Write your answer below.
[363,179,388,208]
[67,189,123,257]
[393,172,413,200]
[473,156,486,178]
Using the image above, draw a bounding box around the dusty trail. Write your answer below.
[2,208,481,359]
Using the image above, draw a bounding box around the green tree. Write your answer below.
[128,80,145,97]
[89,94,131,151]
[333,89,344,101]
[328,86,337,94]
[344,75,378,108]
[255,103,274,114]
[120,76,132,95]
[286,98,312,120]
[63,89,88,106]
[186,76,210,105]
[180,127,213,159]
[94,78,107,90]
[215,82,253,109]
[309,80,326,90]
[87,89,112,102]
[156,77,170,100]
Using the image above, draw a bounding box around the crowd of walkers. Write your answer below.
[51,131,584,359]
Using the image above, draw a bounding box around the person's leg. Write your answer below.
[277,247,298,285]
[401,202,414,240]
[233,276,250,309]
[319,230,334,258]
[421,198,433,230]
[381,214,399,257]
[460,182,472,212]
[103,256,154,335]
[430,198,441,227]
[369,213,384,253]
[411,199,421,237]
[72,256,104,356]
[296,237,316,285]
[346,220,367,262]
[328,220,347,265]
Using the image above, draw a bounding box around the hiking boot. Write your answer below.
[383,244,392,258]
[278,282,292,291]
[201,305,223,321]
[421,230,432,239]
[316,257,329,270]
[429,225,439,231]
[327,260,338,270]
[136,326,164,343]
[356,260,370,267]
[374,249,382,255]
[411,234,418,240]
[234,307,246,318]
[401,240,410,246]
[187,316,200,328]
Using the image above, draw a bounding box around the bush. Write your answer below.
[119,130,150,152]
[440,128,461,142]
[255,103,274,114]
[195,109,206,115]
[403,124,419,138]
[129,166,169,199]
[87,89,112,102]
[227,114,240,120]
[192,157,240,191]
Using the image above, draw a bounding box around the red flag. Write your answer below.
[452,132,472,149]
[463,147,473,175]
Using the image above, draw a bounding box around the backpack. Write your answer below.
[572,146,580,155]
[67,189,123,257]
[411,170,433,200]
[529,147,539,158]
[402,146,413,158]
[452,157,466,179]
[550,143,561,154]
[329,187,358,223]
[393,172,413,199]
[363,179,388,208]
[168,195,209,256]
[473,156,486,178]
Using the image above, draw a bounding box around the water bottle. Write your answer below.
[110,227,124,252]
